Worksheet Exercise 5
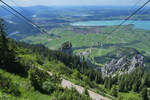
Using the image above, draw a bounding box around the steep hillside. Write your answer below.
[0,21,95,100]
[1,19,150,100]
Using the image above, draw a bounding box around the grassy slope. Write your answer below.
[0,47,51,100]
[0,69,51,100]
[0,44,92,100]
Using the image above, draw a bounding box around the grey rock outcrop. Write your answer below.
[100,54,144,77]
[60,41,73,54]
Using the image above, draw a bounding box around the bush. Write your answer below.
[30,67,49,92]
[0,74,21,96]
[42,79,56,94]
[52,88,92,100]
[30,67,61,94]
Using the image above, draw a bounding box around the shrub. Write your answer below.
[42,79,56,94]
[52,88,92,100]
[0,74,21,96]
[30,67,61,94]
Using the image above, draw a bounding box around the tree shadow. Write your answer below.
[0,62,28,78]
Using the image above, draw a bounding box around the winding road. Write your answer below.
[61,79,111,100]
[38,66,111,100]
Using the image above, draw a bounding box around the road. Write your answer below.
[61,79,111,100]
[37,66,111,100]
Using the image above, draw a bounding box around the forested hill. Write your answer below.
[0,19,150,100]
[0,25,92,99]
[0,20,100,100]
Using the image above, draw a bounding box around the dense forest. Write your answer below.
[0,18,150,100]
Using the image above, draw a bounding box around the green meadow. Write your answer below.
[22,25,150,65]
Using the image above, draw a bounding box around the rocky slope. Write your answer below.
[95,47,146,77]
[60,41,73,54]
[101,54,144,76]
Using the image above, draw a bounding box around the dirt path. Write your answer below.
[37,66,111,100]
[61,79,111,100]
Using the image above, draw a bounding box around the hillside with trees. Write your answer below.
[0,19,93,100]
[0,18,150,100]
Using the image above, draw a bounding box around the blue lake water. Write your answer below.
[71,20,150,30]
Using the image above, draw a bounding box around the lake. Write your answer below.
[71,20,150,30]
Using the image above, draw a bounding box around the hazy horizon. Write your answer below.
[1,0,149,7]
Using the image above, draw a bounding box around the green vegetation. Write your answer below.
[1,11,150,99]
[52,88,92,100]
[0,20,93,100]
[111,85,118,97]
[22,25,150,67]
[140,87,149,100]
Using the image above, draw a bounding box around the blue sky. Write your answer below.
[3,0,148,6]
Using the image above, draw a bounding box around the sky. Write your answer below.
[2,0,148,7]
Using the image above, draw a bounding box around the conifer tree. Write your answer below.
[0,19,25,74]
[0,20,16,68]
[0,20,9,66]
[140,87,148,100]
[83,88,89,96]
[111,85,118,97]
[119,78,125,92]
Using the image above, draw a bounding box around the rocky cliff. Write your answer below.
[60,41,73,54]
[95,47,145,77]
[100,54,144,77]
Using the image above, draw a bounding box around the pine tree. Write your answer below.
[0,19,26,74]
[83,88,89,96]
[132,80,141,92]
[107,78,112,89]
[0,22,15,67]
[119,78,125,92]
[104,78,108,88]
[111,85,118,97]
[0,21,9,66]
[104,77,112,89]
[140,87,148,100]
